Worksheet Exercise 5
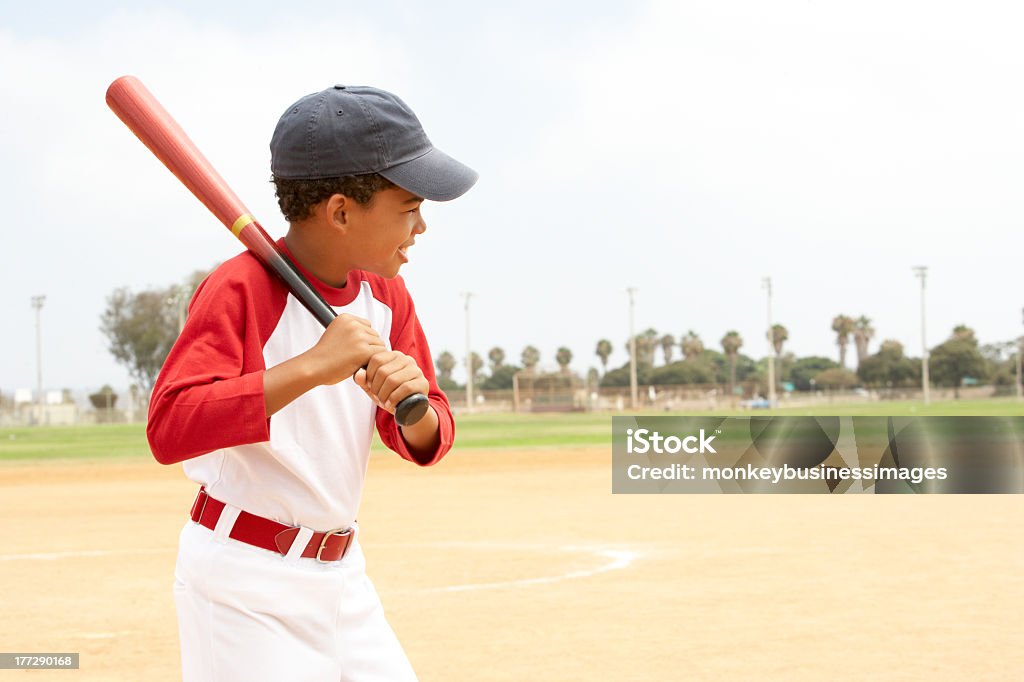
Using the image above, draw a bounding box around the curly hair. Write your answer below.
[271,174,396,222]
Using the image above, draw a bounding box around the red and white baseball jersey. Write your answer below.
[147,238,454,532]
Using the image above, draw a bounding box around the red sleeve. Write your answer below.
[146,254,286,465]
[372,276,455,466]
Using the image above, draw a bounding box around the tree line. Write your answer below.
[99,273,1020,400]
[435,320,1018,398]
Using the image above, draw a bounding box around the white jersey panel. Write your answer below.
[182,281,394,531]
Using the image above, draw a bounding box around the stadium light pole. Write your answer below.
[462,292,474,413]
[763,277,776,405]
[31,295,46,425]
[627,287,638,409]
[912,266,930,406]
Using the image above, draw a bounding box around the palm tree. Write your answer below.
[468,352,484,382]
[555,347,573,373]
[681,330,704,360]
[659,334,676,365]
[770,324,788,357]
[487,346,505,371]
[852,316,875,368]
[521,345,541,374]
[595,339,613,374]
[436,351,456,380]
[770,324,788,388]
[831,315,855,368]
[720,331,743,394]
[628,328,659,366]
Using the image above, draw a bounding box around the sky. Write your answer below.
[2,0,1022,395]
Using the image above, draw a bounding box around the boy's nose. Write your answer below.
[414,217,427,234]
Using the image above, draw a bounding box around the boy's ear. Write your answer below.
[324,193,351,229]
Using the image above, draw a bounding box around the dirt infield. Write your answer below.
[1,448,1022,681]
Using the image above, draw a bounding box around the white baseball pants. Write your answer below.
[172,518,417,681]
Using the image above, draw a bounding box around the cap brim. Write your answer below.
[379,147,478,202]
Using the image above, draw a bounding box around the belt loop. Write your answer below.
[284,527,315,561]
[213,504,241,542]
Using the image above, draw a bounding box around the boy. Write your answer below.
[147,84,477,681]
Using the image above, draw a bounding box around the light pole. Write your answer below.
[627,287,638,409]
[31,295,46,425]
[763,277,776,405]
[912,266,930,406]
[167,285,189,333]
[462,292,474,412]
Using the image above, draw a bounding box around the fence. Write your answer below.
[445,383,1007,413]
[0,386,147,427]
[0,383,1013,426]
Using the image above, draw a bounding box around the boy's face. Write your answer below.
[341,187,426,279]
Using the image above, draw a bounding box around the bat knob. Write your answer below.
[395,393,430,426]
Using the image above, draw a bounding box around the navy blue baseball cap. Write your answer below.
[270,85,478,202]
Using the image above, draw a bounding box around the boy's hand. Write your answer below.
[353,351,430,413]
[305,314,387,385]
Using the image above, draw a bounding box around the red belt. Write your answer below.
[190,488,354,563]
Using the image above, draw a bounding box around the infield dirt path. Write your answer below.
[1,448,1021,680]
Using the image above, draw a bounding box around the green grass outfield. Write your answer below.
[1,398,1021,462]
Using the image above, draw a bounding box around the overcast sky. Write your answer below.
[2,0,1022,393]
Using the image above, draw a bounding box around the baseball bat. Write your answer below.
[105,75,429,427]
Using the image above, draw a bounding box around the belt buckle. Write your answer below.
[316,527,353,563]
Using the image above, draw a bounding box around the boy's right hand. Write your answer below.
[304,314,387,385]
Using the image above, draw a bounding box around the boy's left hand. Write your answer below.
[353,351,430,414]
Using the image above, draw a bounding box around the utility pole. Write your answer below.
[763,277,776,405]
[462,292,474,412]
[31,295,46,425]
[627,287,638,409]
[912,267,930,406]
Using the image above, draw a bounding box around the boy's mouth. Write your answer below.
[397,242,414,261]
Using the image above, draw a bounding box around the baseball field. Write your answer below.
[1,400,1022,680]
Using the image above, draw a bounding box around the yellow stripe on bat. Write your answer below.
[231,213,254,237]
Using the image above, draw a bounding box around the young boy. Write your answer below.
[147,84,477,681]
